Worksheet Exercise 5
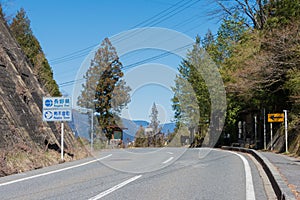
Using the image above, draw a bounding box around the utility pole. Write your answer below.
[78,107,95,152]
[90,109,94,152]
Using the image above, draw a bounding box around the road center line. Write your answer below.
[0,154,112,187]
[89,175,142,200]
[162,157,174,164]
[167,152,174,155]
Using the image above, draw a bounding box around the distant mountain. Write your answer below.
[69,109,90,140]
[133,120,149,127]
[131,120,175,135]
[121,118,140,143]
[160,122,176,134]
[118,119,176,142]
[123,119,175,136]
[69,113,175,143]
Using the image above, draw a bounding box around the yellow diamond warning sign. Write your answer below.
[268,113,284,123]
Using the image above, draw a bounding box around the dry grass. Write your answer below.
[0,141,89,177]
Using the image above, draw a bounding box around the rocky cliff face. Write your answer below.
[0,17,87,176]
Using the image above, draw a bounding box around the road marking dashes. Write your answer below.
[162,157,174,164]
[89,175,142,200]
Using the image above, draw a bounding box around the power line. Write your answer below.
[147,0,201,27]
[49,0,189,65]
[58,42,194,88]
[58,31,218,88]
[123,43,192,70]
[49,0,200,66]
[58,78,85,87]
[109,0,200,46]
[171,14,200,29]
[50,49,92,65]
[49,44,98,63]
[132,0,189,28]
[57,33,219,88]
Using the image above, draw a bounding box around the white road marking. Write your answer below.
[0,154,112,187]
[167,152,174,155]
[89,175,142,200]
[162,157,174,164]
[229,151,256,200]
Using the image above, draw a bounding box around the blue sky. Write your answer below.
[3,0,221,123]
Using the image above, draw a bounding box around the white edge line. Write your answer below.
[89,175,142,200]
[229,151,256,200]
[162,156,174,164]
[0,154,112,187]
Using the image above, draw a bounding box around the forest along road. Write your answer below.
[0,148,270,200]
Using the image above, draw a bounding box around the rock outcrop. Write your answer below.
[0,17,87,176]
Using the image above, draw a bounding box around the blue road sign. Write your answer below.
[43,97,72,121]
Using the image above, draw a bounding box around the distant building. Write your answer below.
[107,125,127,148]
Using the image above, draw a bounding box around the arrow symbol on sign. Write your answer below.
[44,111,53,119]
[270,116,283,120]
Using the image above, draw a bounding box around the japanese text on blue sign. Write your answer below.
[43,97,72,121]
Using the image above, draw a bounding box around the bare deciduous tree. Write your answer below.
[210,0,269,29]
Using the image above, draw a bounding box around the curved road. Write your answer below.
[0,148,269,200]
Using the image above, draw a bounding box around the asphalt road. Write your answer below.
[0,148,269,200]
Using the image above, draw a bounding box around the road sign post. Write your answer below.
[283,110,288,153]
[43,97,72,161]
[270,122,273,151]
[61,122,64,160]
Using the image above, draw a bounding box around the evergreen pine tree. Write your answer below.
[10,8,60,96]
[77,38,130,139]
[149,102,160,134]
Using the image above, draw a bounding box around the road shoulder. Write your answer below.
[221,146,296,200]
